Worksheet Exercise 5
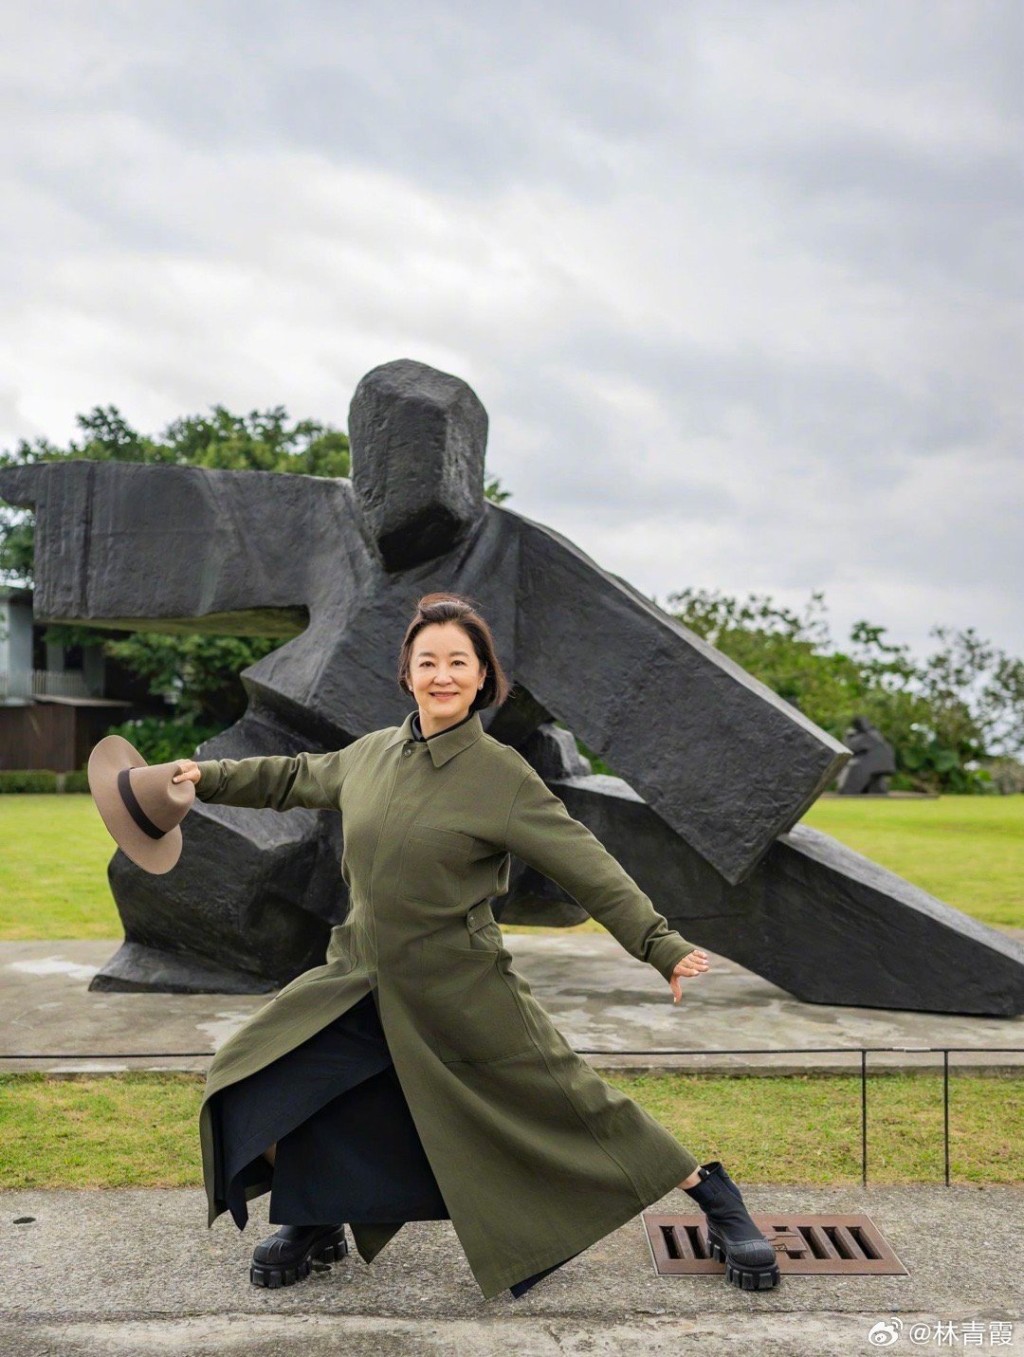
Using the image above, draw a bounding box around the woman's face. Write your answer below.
[408,621,486,735]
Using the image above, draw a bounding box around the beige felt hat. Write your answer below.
[87,735,196,874]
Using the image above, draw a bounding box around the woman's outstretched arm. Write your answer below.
[173,747,352,812]
[501,765,710,997]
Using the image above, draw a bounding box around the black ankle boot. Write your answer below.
[683,1162,780,1291]
[249,1222,348,1288]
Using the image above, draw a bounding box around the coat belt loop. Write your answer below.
[465,899,496,933]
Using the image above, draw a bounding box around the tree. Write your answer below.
[662,587,1023,794]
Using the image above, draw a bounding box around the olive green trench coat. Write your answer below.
[194,709,700,1299]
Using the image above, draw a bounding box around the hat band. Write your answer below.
[117,767,167,841]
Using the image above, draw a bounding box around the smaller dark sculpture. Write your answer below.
[837,716,897,794]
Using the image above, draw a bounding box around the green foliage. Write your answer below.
[0,769,97,793]
[483,473,512,504]
[662,588,1023,794]
[0,402,515,732]
[1,402,353,479]
[99,714,224,765]
[0,770,58,793]
[43,625,284,728]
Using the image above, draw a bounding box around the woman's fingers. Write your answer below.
[677,952,711,975]
[172,760,201,785]
[670,951,711,1000]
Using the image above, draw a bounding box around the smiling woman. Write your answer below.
[169,590,757,1302]
[399,600,491,737]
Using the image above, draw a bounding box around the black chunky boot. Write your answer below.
[249,1222,348,1288]
[683,1161,780,1291]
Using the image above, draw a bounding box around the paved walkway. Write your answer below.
[3,931,1023,1075]
[1,1184,1021,1354]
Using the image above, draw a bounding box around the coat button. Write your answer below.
[403,747,412,756]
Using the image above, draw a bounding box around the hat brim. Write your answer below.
[87,735,189,875]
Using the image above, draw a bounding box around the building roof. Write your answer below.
[32,695,132,708]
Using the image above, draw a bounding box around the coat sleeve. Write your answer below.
[501,767,699,983]
[193,745,353,812]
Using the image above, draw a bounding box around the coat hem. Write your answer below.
[198,977,377,1230]
[466,1016,700,1299]
[198,973,376,1206]
[473,1149,697,1301]
[200,969,372,1102]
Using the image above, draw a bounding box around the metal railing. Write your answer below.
[0,668,91,700]
[2,1042,1020,1188]
[572,1043,1024,1188]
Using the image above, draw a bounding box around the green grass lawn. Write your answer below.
[0,795,120,939]
[1,792,1021,940]
[2,1069,1019,1189]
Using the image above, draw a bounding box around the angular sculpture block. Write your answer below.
[349,358,489,570]
[511,512,846,880]
[551,774,1024,1017]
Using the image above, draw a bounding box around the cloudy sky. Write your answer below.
[2,0,1021,661]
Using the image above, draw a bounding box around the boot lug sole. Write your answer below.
[708,1234,781,1289]
[250,1235,349,1288]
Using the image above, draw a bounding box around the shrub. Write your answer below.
[0,770,59,793]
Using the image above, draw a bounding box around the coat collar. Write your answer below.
[384,708,484,768]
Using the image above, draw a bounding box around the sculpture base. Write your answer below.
[88,940,277,995]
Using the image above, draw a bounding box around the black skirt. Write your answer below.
[209,986,576,1297]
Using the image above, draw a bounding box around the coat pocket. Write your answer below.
[415,936,534,1065]
[397,825,477,914]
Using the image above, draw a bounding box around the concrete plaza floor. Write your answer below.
[3,928,1024,1075]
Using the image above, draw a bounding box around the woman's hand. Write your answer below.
[669,949,711,1004]
[172,759,201,786]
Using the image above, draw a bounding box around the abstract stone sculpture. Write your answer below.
[2,358,1022,1015]
[837,715,898,794]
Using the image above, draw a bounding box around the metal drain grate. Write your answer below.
[643,1213,908,1276]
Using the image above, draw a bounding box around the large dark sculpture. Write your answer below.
[837,716,898,794]
[2,359,1022,1015]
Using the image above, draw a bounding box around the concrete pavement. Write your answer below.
[1,1182,1021,1354]
[3,929,1024,1075]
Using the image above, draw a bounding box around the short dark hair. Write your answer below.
[397,592,511,712]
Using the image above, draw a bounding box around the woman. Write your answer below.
[173,592,780,1298]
